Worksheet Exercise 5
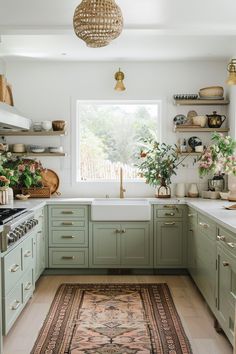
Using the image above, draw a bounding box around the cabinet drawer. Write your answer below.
[50,206,87,219]
[3,282,23,334]
[198,214,216,240]
[51,220,86,228]
[49,248,88,268]
[217,226,236,256]
[22,235,34,271]
[3,246,23,295]
[156,209,183,218]
[50,230,88,247]
[22,268,34,304]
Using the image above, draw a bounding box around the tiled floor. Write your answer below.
[3,275,233,354]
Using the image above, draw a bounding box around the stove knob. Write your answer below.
[8,232,15,244]
[33,219,38,227]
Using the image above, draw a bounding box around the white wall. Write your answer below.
[4,59,228,197]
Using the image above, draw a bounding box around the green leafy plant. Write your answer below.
[137,131,187,187]
[0,154,44,188]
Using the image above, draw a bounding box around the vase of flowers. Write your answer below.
[137,131,189,198]
[198,133,236,199]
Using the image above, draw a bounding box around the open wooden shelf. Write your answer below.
[11,152,66,157]
[174,127,229,133]
[174,99,229,106]
[0,130,67,136]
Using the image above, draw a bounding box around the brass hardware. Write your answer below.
[115,229,121,233]
[217,235,226,242]
[165,212,174,216]
[119,167,126,198]
[24,250,32,257]
[227,242,236,248]
[164,222,176,225]
[163,205,176,209]
[37,231,42,234]
[24,282,32,291]
[115,69,126,91]
[121,229,126,233]
[223,261,230,267]
[61,211,74,215]
[199,222,209,229]
[10,264,20,273]
[11,300,20,310]
[62,222,74,226]
[62,256,75,260]
[61,235,75,239]
[188,213,196,217]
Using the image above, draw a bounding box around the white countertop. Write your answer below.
[1,197,236,233]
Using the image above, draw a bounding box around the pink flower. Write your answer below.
[29,164,35,174]
[18,164,25,172]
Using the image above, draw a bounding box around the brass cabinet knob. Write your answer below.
[223,261,229,267]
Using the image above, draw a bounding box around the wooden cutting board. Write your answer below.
[41,169,60,195]
[0,75,14,106]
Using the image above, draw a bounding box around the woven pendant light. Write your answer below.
[73,0,123,48]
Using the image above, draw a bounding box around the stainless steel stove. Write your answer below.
[0,208,38,252]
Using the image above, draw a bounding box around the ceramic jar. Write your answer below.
[188,183,199,198]
[175,183,185,198]
[0,187,9,205]
[41,121,52,131]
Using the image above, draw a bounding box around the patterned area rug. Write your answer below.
[31,283,192,354]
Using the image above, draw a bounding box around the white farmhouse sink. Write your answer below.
[91,198,151,221]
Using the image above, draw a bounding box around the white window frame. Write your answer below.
[72,99,162,184]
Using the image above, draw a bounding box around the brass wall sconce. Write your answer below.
[114,68,126,91]
[227,59,236,85]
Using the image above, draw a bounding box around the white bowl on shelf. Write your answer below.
[31,148,45,153]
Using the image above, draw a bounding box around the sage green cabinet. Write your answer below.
[90,222,152,268]
[154,205,186,268]
[187,210,216,312]
[216,226,236,345]
[35,208,46,281]
[155,221,183,267]
[48,205,89,268]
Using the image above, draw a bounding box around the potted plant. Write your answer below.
[0,154,50,198]
[137,132,188,198]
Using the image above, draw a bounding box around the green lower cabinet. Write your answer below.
[90,224,121,266]
[216,244,236,345]
[90,222,152,268]
[155,221,184,267]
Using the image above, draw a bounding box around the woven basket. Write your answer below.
[73,0,123,48]
[22,187,51,198]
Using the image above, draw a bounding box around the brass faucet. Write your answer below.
[119,167,126,198]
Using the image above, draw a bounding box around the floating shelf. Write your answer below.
[174,127,230,133]
[0,130,67,136]
[11,152,66,157]
[174,99,229,106]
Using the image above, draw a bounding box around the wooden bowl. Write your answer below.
[52,120,65,131]
[15,194,30,200]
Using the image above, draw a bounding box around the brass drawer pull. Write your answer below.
[24,250,32,258]
[223,261,230,267]
[61,235,75,239]
[227,242,236,249]
[37,231,42,234]
[10,264,20,273]
[164,222,176,225]
[62,222,74,226]
[61,211,74,214]
[188,213,196,217]
[165,212,174,216]
[163,205,176,209]
[11,300,20,311]
[115,229,121,233]
[25,282,32,291]
[121,229,126,234]
[62,256,75,260]
[199,222,209,229]
[217,235,226,242]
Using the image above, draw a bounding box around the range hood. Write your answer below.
[0,102,32,130]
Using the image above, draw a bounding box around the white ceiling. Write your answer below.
[1,0,236,61]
